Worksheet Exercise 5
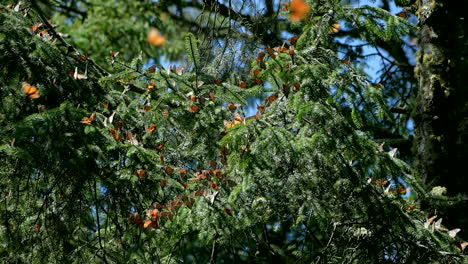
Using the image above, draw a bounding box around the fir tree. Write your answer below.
[1,0,467,263]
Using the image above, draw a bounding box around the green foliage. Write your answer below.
[185,33,201,74]
[0,1,465,263]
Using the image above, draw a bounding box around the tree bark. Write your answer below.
[414,0,468,239]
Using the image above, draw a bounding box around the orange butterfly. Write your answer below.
[293,83,300,91]
[143,219,159,229]
[266,48,276,59]
[155,144,165,150]
[164,166,174,174]
[396,11,408,18]
[225,114,243,129]
[29,23,42,32]
[252,79,262,85]
[73,67,87,80]
[81,112,96,124]
[329,23,340,33]
[257,104,266,113]
[147,28,166,46]
[288,35,300,45]
[186,104,199,113]
[135,169,146,178]
[457,241,468,251]
[238,81,248,88]
[22,82,39,98]
[371,83,384,88]
[265,93,278,104]
[224,208,233,215]
[33,223,42,231]
[424,215,437,229]
[109,127,121,140]
[147,65,157,74]
[126,131,139,145]
[373,179,389,186]
[147,209,160,220]
[110,51,120,65]
[290,0,309,22]
[256,51,266,61]
[227,101,241,112]
[147,82,156,90]
[208,181,218,189]
[146,123,156,132]
[110,51,120,58]
[340,59,350,65]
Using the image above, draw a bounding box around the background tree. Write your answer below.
[413,0,468,240]
[1,0,467,263]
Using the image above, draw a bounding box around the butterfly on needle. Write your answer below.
[22,82,40,98]
[73,66,87,80]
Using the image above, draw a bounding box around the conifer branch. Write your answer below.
[93,180,109,264]
[55,3,88,22]
[33,0,149,94]
[202,0,284,46]
[31,0,107,76]
[32,172,63,227]
[390,107,410,114]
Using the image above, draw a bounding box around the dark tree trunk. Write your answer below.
[414,0,468,239]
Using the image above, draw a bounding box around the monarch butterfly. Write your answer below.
[290,0,309,22]
[185,104,199,113]
[147,82,155,90]
[147,209,160,220]
[288,35,300,45]
[329,23,340,33]
[73,67,87,80]
[81,112,95,124]
[224,208,233,215]
[29,23,42,33]
[22,82,39,98]
[164,166,173,174]
[146,123,156,132]
[147,28,166,46]
[135,169,146,178]
[448,228,461,238]
[224,114,243,129]
[208,181,218,190]
[155,144,165,150]
[33,223,42,231]
[238,81,248,88]
[457,241,468,251]
[396,11,408,18]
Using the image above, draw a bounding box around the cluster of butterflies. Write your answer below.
[368,177,409,195]
[424,215,468,251]
[129,171,234,230]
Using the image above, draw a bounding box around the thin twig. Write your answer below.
[93,180,109,264]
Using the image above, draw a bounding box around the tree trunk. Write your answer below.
[414,0,468,239]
